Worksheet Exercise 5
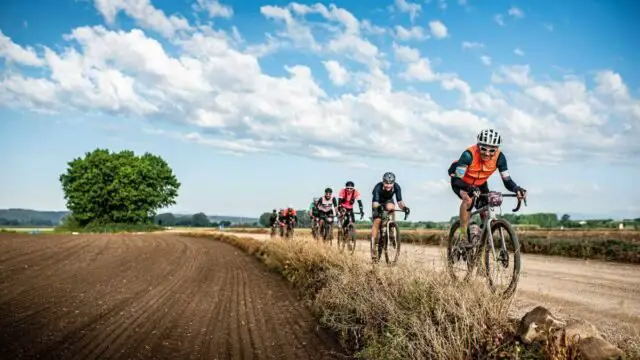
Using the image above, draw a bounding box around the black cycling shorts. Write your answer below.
[450,178,489,209]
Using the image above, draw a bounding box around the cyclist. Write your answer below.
[448,128,527,241]
[338,181,364,232]
[284,204,298,229]
[278,208,286,236]
[268,209,279,227]
[315,188,338,237]
[370,172,410,261]
[309,197,320,236]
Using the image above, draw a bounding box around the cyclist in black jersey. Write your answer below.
[370,172,410,260]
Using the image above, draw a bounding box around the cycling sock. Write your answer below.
[459,226,467,237]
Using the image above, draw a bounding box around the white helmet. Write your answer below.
[288,204,293,209]
[477,128,502,147]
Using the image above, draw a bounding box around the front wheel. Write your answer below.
[483,219,521,298]
[346,223,356,255]
[384,222,401,265]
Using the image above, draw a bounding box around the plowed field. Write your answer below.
[0,233,346,359]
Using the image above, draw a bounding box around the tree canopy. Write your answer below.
[59,148,180,227]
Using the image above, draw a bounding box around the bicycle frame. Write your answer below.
[380,207,409,234]
[466,191,526,268]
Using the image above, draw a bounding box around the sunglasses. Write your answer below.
[479,145,497,154]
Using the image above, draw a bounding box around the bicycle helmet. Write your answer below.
[313,197,319,202]
[476,128,502,147]
[345,181,354,188]
[325,187,333,194]
[382,172,395,184]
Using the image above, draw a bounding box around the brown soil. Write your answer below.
[0,233,347,359]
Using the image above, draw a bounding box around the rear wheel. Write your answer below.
[447,220,481,282]
[483,219,521,298]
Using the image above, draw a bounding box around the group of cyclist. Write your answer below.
[269,129,528,260]
[268,206,298,237]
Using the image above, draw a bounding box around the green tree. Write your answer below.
[59,148,180,227]
[155,213,177,226]
[259,212,273,227]
[191,212,210,227]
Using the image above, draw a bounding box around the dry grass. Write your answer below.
[188,232,639,359]
[187,232,543,359]
[225,227,640,263]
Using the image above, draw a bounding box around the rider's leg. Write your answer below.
[477,183,490,228]
[458,190,473,241]
[370,203,382,258]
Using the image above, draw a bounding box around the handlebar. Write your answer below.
[466,191,527,213]
[382,207,409,221]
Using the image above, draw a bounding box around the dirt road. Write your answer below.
[0,233,346,359]
[226,231,640,345]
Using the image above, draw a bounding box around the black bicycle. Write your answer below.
[337,209,363,255]
[447,191,526,298]
[371,207,409,265]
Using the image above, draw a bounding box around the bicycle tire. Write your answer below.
[337,222,345,252]
[384,222,401,265]
[446,220,478,282]
[483,219,521,298]
[347,223,356,255]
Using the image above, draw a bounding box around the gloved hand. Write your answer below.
[515,186,527,199]
[403,207,411,216]
[359,209,364,220]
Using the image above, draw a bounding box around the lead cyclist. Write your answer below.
[448,128,527,242]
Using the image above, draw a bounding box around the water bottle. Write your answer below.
[469,223,480,243]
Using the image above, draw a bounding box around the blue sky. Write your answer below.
[1,0,639,221]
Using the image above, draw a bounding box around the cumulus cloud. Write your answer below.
[514,47,525,56]
[394,25,428,41]
[323,60,349,86]
[0,0,638,167]
[193,0,233,18]
[393,0,422,23]
[429,20,448,39]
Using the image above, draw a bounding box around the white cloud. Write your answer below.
[94,0,192,37]
[393,43,421,63]
[514,47,525,56]
[508,6,525,19]
[193,0,233,18]
[494,14,505,26]
[429,20,448,39]
[394,25,428,41]
[393,0,422,22]
[0,30,44,66]
[323,60,350,86]
[462,41,484,50]
[0,0,638,168]
[543,23,554,32]
[491,65,531,86]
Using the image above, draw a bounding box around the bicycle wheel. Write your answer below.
[446,220,479,282]
[384,222,401,265]
[347,223,356,255]
[483,219,521,298]
[337,222,345,252]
